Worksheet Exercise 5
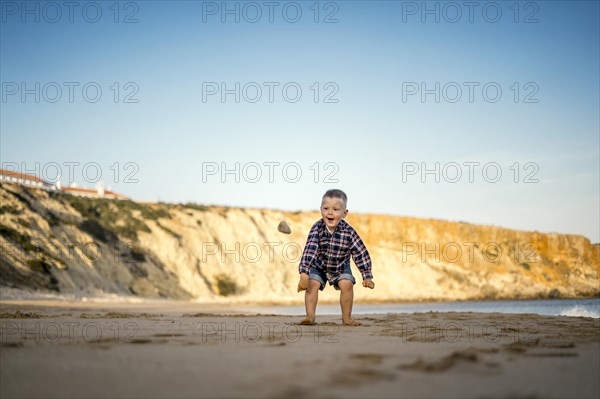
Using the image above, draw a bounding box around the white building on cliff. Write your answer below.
[0,169,128,200]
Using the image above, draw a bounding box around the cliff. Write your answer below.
[1,183,598,303]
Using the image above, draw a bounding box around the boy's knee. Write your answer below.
[337,279,353,291]
[307,279,321,293]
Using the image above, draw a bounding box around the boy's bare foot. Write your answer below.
[342,318,362,326]
[298,316,315,325]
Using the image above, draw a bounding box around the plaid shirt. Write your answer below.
[299,219,373,280]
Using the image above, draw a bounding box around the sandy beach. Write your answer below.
[1,300,599,399]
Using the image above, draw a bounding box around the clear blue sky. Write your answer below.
[1,0,599,242]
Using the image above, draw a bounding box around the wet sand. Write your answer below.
[1,300,599,398]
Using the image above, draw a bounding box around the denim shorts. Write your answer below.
[309,263,356,291]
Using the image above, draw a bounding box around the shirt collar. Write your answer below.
[319,219,348,235]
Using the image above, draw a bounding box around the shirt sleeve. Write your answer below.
[350,229,373,280]
[299,222,320,275]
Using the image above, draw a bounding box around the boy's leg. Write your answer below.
[338,280,361,326]
[300,279,321,325]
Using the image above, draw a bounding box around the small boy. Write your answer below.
[297,189,375,326]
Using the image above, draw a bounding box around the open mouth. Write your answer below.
[326,217,335,223]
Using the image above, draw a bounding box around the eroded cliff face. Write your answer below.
[1,183,598,303]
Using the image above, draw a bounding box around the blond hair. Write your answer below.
[322,189,347,208]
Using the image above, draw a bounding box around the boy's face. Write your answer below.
[320,196,348,231]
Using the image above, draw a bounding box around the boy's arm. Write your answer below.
[350,231,373,281]
[298,222,320,276]
[297,223,320,292]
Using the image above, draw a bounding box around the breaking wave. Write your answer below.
[559,305,600,318]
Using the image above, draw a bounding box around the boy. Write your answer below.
[297,189,375,326]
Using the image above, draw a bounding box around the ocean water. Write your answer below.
[245,298,600,318]
[2,287,598,318]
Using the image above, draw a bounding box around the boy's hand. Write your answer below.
[362,279,375,289]
[297,273,309,292]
